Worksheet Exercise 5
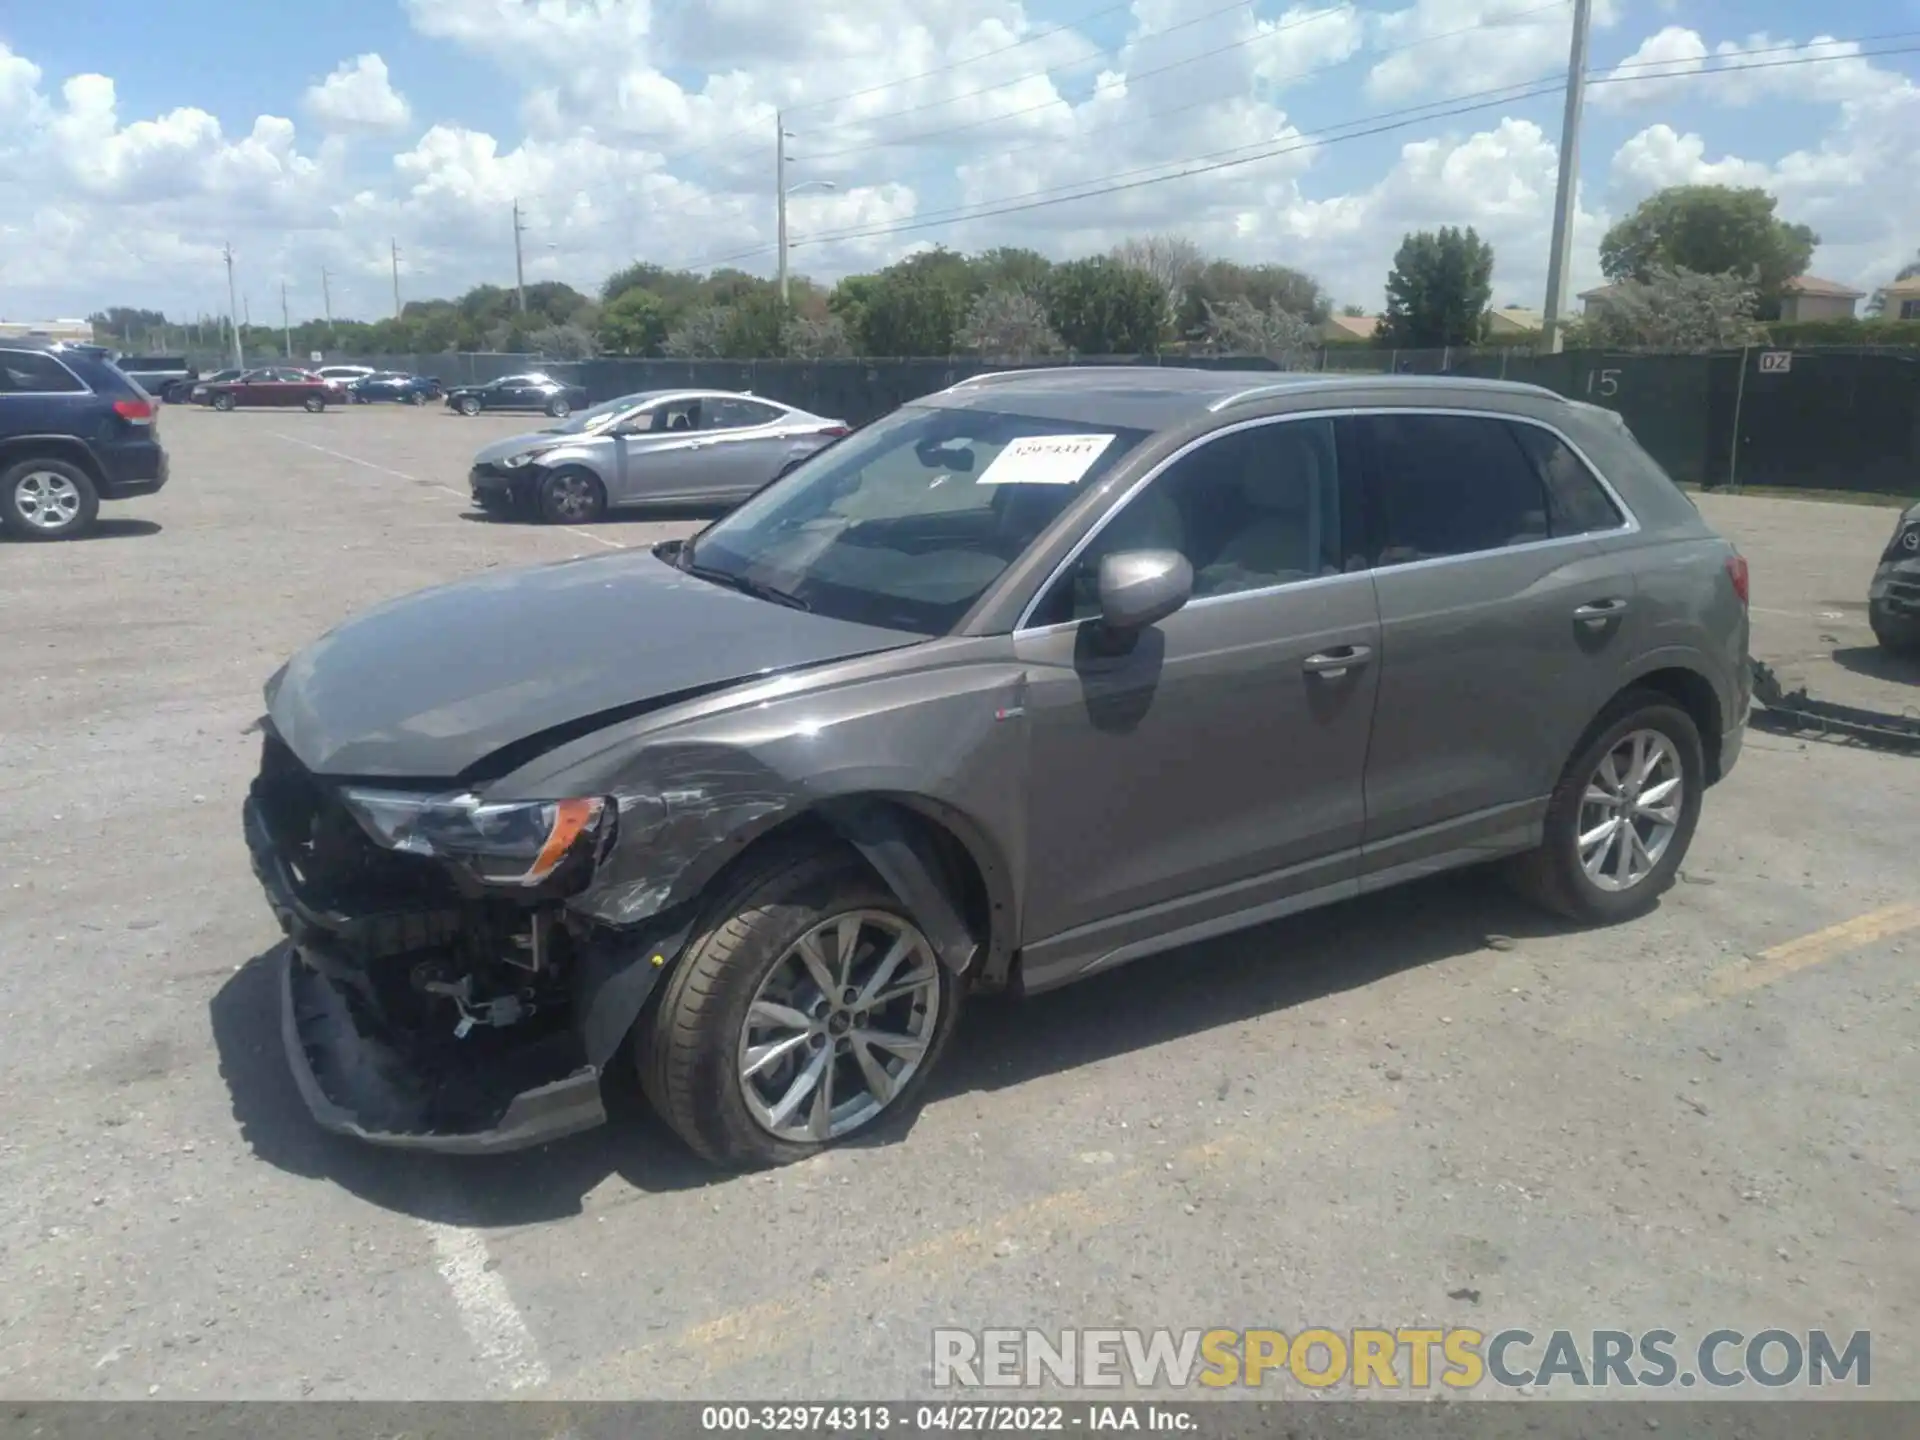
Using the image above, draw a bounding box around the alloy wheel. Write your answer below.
[737,909,941,1143]
[1576,728,1683,892]
[13,471,82,532]
[546,472,599,522]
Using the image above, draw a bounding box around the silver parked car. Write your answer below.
[467,389,851,522]
[246,369,1751,1165]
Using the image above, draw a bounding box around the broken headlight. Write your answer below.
[339,788,608,886]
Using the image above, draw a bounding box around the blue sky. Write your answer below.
[3,1,1917,322]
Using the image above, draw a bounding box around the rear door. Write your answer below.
[1352,410,1642,881]
[685,397,796,497]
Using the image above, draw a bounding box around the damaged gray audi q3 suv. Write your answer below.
[244,368,1752,1167]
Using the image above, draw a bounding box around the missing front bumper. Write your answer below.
[280,949,608,1154]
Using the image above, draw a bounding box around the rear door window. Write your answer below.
[0,350,86,393]
[1358,413,1551,565]
[703,397,785,431]
[1509,423,1626,534]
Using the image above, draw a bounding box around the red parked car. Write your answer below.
[197,367,338,412]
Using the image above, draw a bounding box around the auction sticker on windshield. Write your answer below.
[976,433,1115,486]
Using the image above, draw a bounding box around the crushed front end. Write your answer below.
[243,727,670,1152]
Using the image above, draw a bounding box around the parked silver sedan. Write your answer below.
[466,389,851,523]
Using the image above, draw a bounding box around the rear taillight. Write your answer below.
[1725,553,1749,606]
[817,425,851,437]
[113,398,155,424]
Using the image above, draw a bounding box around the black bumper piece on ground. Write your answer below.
[244,794,675,1154]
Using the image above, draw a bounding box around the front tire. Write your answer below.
[303,394,326,413]
[640,847,963,1168]
[536,466,606,524]
[212,392,236,412]
[1,457,100,540]
[408,389,426,406]
[457,396,481,416]
[1506,692,1704,924]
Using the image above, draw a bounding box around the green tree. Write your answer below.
[969,247,1054,294]
[1043,256,1167,354]
[850,254,973,355]
[1379,226,1494,348]
[956,286,1062,360]
[1178,261,1329,338]
[597,288,670,354]
[718,291,791,359]
[1582,265,1763,351]
[1599,185,1816,316]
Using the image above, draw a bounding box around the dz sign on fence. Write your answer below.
[1759,351,1792,374]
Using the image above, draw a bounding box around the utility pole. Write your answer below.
[1537,0,1593,356]
[224,244,243,368]
[321,266,335,338]
[391,238,402,320]
[280,280,292,359]
[776,110,790,306]
[512,199,528,313]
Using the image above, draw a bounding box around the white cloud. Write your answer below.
[1594,28,1908,109]
[1365,0,1620,103]
[0,2,1915,322]
[304,54,412,133]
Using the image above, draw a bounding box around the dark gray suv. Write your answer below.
[245,369,1751,1166]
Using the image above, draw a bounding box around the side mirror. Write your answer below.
[1097,550,1192,632]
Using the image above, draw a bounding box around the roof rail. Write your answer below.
[1209,374,1565,411]
[942,367,1074,391]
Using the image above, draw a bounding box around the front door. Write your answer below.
[1012,415,1381,984]
[1351,410,1643,880]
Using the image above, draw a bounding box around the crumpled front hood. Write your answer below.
[267,550,920,778]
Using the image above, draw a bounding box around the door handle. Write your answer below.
[1303,644,1372,678]
[1573,598,1630,623]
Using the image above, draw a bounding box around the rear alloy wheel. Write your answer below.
[537,467,606,524]
[1506,693,1703,924]
[640,848,963,1167]
[457,396,481,416]
[546,397,573,419]
[1,458,100,540]
[303,394,326,413]
[212,392,236,412]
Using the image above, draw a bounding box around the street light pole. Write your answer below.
[281,281,292,359]
[512,198,528,313]
[776,111,790,305]
[391,238,403,320]
[321,266,335,338]
[1538,0,1593,356]
[223,242,243,368]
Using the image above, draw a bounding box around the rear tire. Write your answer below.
[639,846,964,1168]
[1,457,100,540]
[1505,691,1704,924]
[537,467,606,524]
[546,397,572,419]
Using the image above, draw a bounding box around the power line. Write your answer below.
[838,0,1570,171]
[774,40,1920,259]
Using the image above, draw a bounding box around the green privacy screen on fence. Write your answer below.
[303,346,1919,497]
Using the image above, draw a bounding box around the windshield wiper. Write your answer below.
[679,560,811,612]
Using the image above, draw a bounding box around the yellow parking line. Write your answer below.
[555,1102,1395,1395]
[1655,902,1920,1020]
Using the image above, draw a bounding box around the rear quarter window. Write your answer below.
[0,350,87,394]
[1510,423,1625,534]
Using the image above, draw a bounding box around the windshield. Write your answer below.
[544,392,655,435]
[681,404,1149,634]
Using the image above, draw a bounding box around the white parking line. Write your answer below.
[265,430,467,498]
[422,1221,552,1392]
[266,429,627,549]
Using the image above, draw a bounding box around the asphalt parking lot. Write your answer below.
[2,402,1916,1402]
